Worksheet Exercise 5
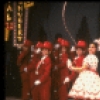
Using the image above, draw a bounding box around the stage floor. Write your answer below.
[6,97,73,100]
[6,97,32,100]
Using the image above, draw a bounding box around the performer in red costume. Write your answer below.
[64,40,87,84]
[31,41,53,100]
[57,39,72,100]
[64,40,87,100]
[68,42,100,100]
[17,39,33,100]
[23,41,43,98]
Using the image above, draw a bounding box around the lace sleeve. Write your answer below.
[83,55,99,70]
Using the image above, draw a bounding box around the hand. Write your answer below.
[24,67,27,72]
[68,66,71,70]
[69,66,76,71]
[34,80,41,85]
[63,77,70,84]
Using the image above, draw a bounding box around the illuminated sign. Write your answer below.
[6,2,13,30]
[12,1,34,49]
[16,2,24,44]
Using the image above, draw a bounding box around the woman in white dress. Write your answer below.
[68,42,100,100]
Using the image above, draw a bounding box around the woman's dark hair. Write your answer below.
[89,42,98,49]
[88,42,98,56]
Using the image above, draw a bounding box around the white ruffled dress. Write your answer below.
[68,54,100,100]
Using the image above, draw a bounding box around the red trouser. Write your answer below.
[31,80,51,100]
[58,84,68,100]
[21,81,30,100]
[21,73,30,100]
[51,68,59,100]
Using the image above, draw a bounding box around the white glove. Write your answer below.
[36,48,41,54]
[63,77,70,84]
[34,80,41,85]
[24,67,27,72]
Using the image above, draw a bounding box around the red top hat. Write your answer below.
[76,40,87,49]
[35,41,43,48]
[43,41,53,51]
[57,38,63,44]
[60,39,70,48]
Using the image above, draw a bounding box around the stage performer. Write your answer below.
[68,42,100,100]
[57,39,72,100]
[31,41,53,100]
[17,39,33,100]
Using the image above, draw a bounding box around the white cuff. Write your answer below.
[65,77,70,82]
[63,77,70,84]
[24,67,27,72]
[34,80,41,85]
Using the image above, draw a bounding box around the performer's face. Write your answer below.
[76,48,83,56]
[42,48,49,56]
[88,44,97,54]
[61,46,67,53]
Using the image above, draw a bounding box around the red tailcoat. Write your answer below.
[57,53,70,100]
[17,50,31,100]
[31,56,52,100]
[27,52,41,88]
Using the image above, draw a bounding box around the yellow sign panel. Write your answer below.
[18,5,23,11]
[18,18,23,23]
[7,5,13,12]
[17,36,23,41]
[17,12,23,17]
[18,24,21,29]
[7,13,12,21]
[24,1,34,8]
[18,29,23,36]
[4,28,10,41]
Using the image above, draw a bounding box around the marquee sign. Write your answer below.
[13,2,25,48]
[5,1,34,48]
[17,2,24,44]
[6,2,14,30]
[4,2,13,41]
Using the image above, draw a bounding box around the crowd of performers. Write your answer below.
[17,37,100,100]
